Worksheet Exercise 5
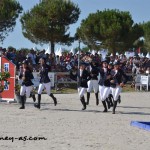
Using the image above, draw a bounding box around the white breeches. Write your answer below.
[99,85,110,101]
[78,87,86,97]
[87,80,99,93]
[110,86,122,101]
[20,85,33,98]
[38,82,51,95]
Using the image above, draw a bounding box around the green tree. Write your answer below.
[77,9,143,54]
[141,21,150,52]
[20,0,80,53]
[0,0,22,42]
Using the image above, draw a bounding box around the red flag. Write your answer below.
[137,47,141,54]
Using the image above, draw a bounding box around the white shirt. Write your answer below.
[80,69,83,77]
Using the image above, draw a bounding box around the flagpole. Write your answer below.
[78,40,81,70]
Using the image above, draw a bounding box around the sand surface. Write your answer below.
[0,92,150,150]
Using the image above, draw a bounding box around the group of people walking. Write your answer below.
[72,59,128,114]
[18,57,128,114]
[18,57,57,109]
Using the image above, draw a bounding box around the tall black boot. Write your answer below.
[80,96,86,110]
[30,93,36,102]
[50,93,57,106]
[95,92,99,105]
[108,94,113,107]
[112,101,117,114]
[106,98,110,109]
[86,92,90,105]
[34,94,41,109]
[118,95,121,104]
[19,96,25,109]
[102,101,107,112]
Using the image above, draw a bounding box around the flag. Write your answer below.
[137,47,141,54]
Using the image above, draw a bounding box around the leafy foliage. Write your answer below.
[77,9,143,54]
[141,21,150,52]
[0,0,22,42]
[20,0,80,53]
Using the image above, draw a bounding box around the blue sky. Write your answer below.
[1,0,150,51]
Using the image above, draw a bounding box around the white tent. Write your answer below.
[146,52,150,59]
[125,51,135,59]
[70,48,75,55]
[138,53,141,57]
[76,51,79,55]
[116,52,119,56]
[98,51,101,55]
[141,53,144,58]
[138,53,144,58]
[92,50,96,55]
[101,50,107,59]
[55,48,59,56]
[110,53,113,57]
[45,46,51,54]
[33,46,38,51]
[57,47,64,57]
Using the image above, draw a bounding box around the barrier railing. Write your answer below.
[31,72,77,91]
[54,72,77,91]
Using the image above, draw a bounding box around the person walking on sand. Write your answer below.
[86,60,99,106]
[77,63,90,110]
[34,57,57,109]
[99,60,112,112]
[19,60,35,109]
[110,62,128,114]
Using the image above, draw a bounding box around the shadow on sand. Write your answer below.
[41,108,102,113]
[118,111,150,115]
[118,105,150,109]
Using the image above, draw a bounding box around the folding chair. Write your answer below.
[140,76,149,91]
[134,74,141,91]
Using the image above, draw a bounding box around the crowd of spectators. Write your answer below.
[1,47,150,76]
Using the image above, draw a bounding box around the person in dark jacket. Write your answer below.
[69,65,78,81]
[107,62,114,107]
[34,57,57,109]
[86,61,99,105]
[78,63,90,110]
[99,60,112,112]
[19,60,34,109]
[110,62,128,114]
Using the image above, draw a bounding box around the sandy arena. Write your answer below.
[0,92,150,150]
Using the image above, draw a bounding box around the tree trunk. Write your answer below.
[51,42,55,54]
[111,43,116,56]
[112,49,116,56]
